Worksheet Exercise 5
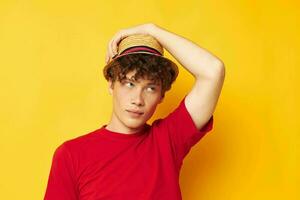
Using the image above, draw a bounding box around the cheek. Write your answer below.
[145,93,161,104]
[145,98,159,113]
[114,88,129,108]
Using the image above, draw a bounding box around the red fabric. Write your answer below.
[44,96,214,200]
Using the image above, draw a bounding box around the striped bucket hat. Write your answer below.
[103,34,179,81]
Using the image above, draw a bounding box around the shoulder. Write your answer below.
[56,128,102,155]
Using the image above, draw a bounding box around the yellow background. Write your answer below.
[0,0,299,199]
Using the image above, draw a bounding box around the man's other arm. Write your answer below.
[149,24,225,129]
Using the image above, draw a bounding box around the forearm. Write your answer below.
[149,24,224,79]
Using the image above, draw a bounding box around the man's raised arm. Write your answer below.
[148,24,225,130]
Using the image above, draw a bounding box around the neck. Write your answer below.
[106,113,146,134]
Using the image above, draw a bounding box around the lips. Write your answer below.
[126,109,144,115]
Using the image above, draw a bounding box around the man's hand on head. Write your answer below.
[105,23,158,64]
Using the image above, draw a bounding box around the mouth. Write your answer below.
[126,110,144,116]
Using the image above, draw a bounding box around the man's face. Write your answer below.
[108,70,164,132]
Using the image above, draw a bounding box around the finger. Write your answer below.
[112,35,122,56]
[107,34,118,59]
[110,38,117,57]
[106,45,109,61]
[105,52,109,64]
[108,33,119,57]
[112,31,126,56]
[107,39,113,60]
[106,44,111,64]
[113,39,118,56]
[110,33,121,56]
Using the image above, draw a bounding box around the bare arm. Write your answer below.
[105,23,225,129]
[148,24,225,129]
[148,24,224,79]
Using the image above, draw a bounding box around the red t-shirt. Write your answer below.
[44,96,214,200]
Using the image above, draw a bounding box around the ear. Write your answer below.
[108,80,114,95]
[158,94,164,104]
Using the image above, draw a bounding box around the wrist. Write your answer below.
[147,23,161,40]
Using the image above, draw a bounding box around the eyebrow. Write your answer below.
[124,77,159,85]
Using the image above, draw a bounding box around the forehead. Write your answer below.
[123,71,160,85]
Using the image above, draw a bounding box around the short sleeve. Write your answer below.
[155,95,214,168]
[44,143,78,200]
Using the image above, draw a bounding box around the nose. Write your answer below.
[131,88,145,107]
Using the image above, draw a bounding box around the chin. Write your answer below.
[124,119,146,129]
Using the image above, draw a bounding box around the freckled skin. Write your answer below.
[106,70,164,134]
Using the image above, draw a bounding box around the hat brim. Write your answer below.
[103,52,179,81]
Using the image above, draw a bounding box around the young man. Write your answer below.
[44,23,225,200]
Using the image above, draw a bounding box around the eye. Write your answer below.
[125,82,134,88]
[147,86,156,92]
